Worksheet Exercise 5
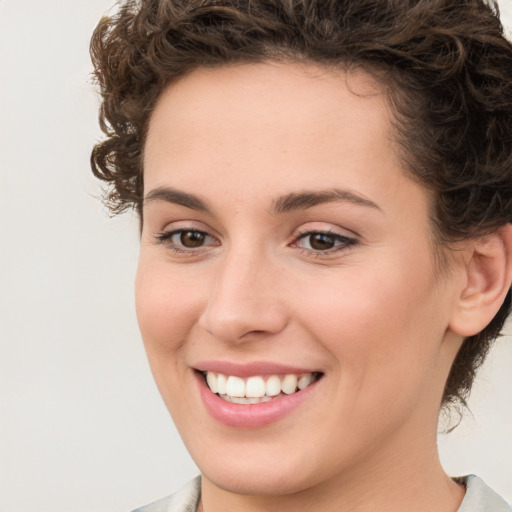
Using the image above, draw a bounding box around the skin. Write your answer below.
[136,62,472,512]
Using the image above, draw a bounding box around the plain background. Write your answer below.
[0,1,511,511]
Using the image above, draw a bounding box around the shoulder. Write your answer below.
[131,476,201,512]
[129,474,510,512]
[456,475,511,512]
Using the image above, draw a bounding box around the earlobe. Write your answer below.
[449,224,512,337]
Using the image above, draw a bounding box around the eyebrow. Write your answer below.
[144,187,211,212]
[270,188,381,214]
[143,186,381,214]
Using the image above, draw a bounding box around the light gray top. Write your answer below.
[132,477,201,512]
[457,475,511,512]
[132,474,510,512]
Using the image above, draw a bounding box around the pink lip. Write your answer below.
[194,360,318,377]
[193,368,322,429]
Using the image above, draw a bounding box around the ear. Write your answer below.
[449,224,512,337]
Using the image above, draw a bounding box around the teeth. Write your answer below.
[298,374,313,390]
[222,395,273,404]
[204,371,319,401]
[217,373,227,395]
[206,372,218,393]
[226,376,245,397]
[281,374,298,394]
[265,375,281,397]
[246,376,266,398]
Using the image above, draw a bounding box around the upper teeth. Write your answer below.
[205,371,316,398]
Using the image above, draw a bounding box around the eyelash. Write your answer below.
[293,229,358,256]
[154,228,358,257]
[155,229,217,254]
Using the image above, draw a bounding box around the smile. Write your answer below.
[204,371,321,404]
[195,366,324,428]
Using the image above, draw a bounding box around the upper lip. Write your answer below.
[193,360,321,377]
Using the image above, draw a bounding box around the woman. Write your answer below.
[90,1,512,511]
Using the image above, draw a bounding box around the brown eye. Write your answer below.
[155,228,218,253]
[294,230,357,254]
[180,230,206,248]
[308,233,336,250]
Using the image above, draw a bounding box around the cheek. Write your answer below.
[134,259,205,404]
[134,259,209,425]
[135,260,201,351]
[297,257,447,406]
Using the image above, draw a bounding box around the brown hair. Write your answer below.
[90,0,512,408]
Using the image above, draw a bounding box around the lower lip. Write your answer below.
[195,372,321,428]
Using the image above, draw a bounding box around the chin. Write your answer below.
[185,433,337,498]
[201,461,316,497]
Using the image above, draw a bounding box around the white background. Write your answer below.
[0,2,511,511]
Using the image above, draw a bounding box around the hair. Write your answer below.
[90,0,512,409]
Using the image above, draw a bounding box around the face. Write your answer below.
[136,62,464,497]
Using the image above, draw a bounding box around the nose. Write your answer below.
[198,246,289,344]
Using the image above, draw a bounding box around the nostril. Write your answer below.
[241,329,266,337]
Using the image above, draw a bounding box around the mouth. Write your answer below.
[194,362,325,427]
[201,370,323,404]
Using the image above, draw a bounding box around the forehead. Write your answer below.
[144,61,392,174]
[143,61,422,221]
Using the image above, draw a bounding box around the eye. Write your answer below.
[293,230,357,255]
[155,228,219,253]
[176,230,207,248]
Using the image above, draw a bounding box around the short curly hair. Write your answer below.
[90,0,512,408]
